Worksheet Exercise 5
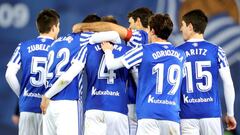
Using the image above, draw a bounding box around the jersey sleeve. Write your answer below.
[217,46,229,69]
[72,45,88,66]
[7,43,22,69]
[121,46,143,69]
[127,30,148,48]
[89,31,121,44]
[79,32,94,45]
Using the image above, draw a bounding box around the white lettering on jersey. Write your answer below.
[183,94,214,103]
[185,48,207,57]
[147,95,176,105]
[23,88,42,98]
[27,44,49,53]
[94,44,122,52]
[152,50,183,62]
[91,86,120,96]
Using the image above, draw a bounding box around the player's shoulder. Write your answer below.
[178,40,218,49]
[132,29,147,35]
[79,32,94,38]
[18,37,39,46]
[51,33,76,46]
[131,30,148,40]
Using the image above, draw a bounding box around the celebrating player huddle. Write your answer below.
[5,7,236,135]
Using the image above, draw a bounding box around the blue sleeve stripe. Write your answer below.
[77,46,87,62]
[78,73,83,99]
[127,57,142,67]
[73,46,87,63]
[127,30,144,48]
[125,52,143,63]
[9,46,21,66]
[218,48,229,68]
[124,46,143,60]
[128,41,141,48]
[132,30,141,36]
[12,53,20,64]
[128,58,142,67]
[123,47,143,67]
[218,51,225,59]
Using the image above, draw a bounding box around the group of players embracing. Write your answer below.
[6,7,236,135]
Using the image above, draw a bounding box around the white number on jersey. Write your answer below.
[98,55,116,84]
[47,48,70,79]
[152,64,181,95]
[185,61,212,93]
[30,57,47,87]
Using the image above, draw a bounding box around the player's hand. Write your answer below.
[225,115,237,130]
[72,23,83,33]
[101,42,113,52]
[40,96,50,115]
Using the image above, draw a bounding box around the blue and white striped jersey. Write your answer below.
[84,42,132,115]
[122,42,185,122]
[7,36,54,113]
[126,29,148,104]
[46,32,91,101]
[177,39,229,119]
[127,30,148,48]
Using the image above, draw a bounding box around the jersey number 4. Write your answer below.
[98,55,116,84]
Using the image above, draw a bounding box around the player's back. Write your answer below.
[177,39,224,118]
[46,32,91,100]
[10,37,54,113]
[85,42,131,115]
[136,42,185,123]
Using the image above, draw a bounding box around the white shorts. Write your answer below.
[19,112,42,135]
[136,119,180,135]
[180,118,223,135]
[43,100,83,135]
[84,109,129,135]
[128,104,137,135]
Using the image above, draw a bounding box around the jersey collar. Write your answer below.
[155,41,172,45]
[38,35,54,40]
[187,39,205,42]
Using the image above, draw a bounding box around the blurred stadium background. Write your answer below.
[0,0,240,135]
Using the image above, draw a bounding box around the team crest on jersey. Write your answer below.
[192,43,198,47]
[163,45,169,49]
[41,38,46,42]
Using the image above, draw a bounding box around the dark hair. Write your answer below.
[82,14,101,23]
[149,14,173,40]
[182,9,208,34]
[36,9,60,34]
[128,7,153,28]
[101,15,118,24]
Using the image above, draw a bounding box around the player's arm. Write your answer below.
[41,46,87,114]
[89,31,121,44]
[5,45,21,97]
[218,47,237,130]
[5,65,20,97]
[72,22,132,41]
[101,42,124,70]
[130,66,138,86]
[101,42,143,70]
